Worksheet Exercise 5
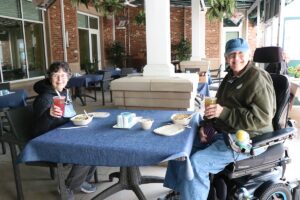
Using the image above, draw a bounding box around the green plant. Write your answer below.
[206,0,236,21]
[109,41,125,67]
[175,38,191,61]
[71,0,123,15]
[134,10,146,26]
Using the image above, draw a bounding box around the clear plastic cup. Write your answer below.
[204,97,217,107]
[53,96,66,115]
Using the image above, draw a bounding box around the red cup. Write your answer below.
[53,96,66,115]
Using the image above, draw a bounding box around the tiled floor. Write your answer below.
[0,90,299,200]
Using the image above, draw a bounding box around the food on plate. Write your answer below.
[70,114,93,126]
[171,113,193,126]
[173,113,191,120]
[72,115,90,121]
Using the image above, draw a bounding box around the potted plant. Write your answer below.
[174,37,191,61]
[109,41,125,67]
[134,10,146,26]
[206,0,236,21]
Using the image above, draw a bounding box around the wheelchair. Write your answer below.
[208,47,300,200]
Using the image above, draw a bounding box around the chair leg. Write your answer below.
[110,90,113,102]
[101,82,105,106]
[94,84,97,101]
[0,117,6,154]
[1,141,6,154]
[9,143,24,200]
[50,166,55,180]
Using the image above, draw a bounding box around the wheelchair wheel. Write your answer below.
[256,183,292,200]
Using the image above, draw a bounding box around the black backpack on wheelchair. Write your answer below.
[208,47,299,200]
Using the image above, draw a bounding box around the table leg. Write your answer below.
[72,87,86,106]
[92,167,164,200]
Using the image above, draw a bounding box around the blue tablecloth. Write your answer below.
[67,74,103,88]
[198,82,210,97]
[0,89,28,109]
[19,109,200,180]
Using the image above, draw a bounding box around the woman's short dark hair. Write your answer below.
[47,61,71,78]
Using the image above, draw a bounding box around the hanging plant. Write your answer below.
[71,0,123,15]
[206,0,236,21]
[134,10,146,26]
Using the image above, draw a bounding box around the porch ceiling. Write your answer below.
[132,0,256,9]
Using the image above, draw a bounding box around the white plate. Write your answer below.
[112,121,137,129]
[89,112,110,118]
[153,124,185,136]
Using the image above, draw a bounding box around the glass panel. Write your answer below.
[79,29,90,70]
[283,18,300,60]
[226,32,239,42]
[24,21,45,78]
[91,33,98,66]
[22,0,42,21]
[89,17,98,29]
[0,0,21,18]
[0,17,26,81]
[77,13,88,28]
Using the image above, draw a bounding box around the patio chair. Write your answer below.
[2,105,98,200]
[89,70,113,106]
[0,82,11,154]
[120,67,134,77]
[208,64,226,92]
[184,68,200,73]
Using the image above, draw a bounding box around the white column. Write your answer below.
[143,0,174,77]
[190,0,206,61]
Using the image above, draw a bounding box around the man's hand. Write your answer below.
[199,126,208,143]
[204,104,223,119]
[50,105,63,118]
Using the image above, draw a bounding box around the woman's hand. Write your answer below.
[198,126,208,143]
[50,105,63,118]
[204,104,223,119]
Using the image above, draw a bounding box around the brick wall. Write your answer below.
[45,2,254,72]
[48,0,64,61]
[205,17,221,59]
[247,22,257,54]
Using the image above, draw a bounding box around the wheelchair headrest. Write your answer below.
[253,46,283,63]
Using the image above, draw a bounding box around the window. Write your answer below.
[0,0,45,82]
[77,13,101,71]
[265,0,280,22]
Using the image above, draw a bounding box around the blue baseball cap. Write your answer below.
[225,38,249,55]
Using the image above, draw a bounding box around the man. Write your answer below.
[159,38,276,200]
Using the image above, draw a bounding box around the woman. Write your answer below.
[32,61,96,200]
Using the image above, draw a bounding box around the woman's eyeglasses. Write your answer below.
[51,73,69,79]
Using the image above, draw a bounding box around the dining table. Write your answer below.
[18,109,200,200]
[0,89,28,109]
[0,89,28,154]
[67,74,103,106]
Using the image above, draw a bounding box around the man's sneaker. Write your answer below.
[80,181,97,194]
[157,190,180,200]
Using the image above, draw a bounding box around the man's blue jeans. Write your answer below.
[163,134,251,200]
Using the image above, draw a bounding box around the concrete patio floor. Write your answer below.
[0,90,299,200]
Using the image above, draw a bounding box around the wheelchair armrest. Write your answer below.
[251,127,297,147]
